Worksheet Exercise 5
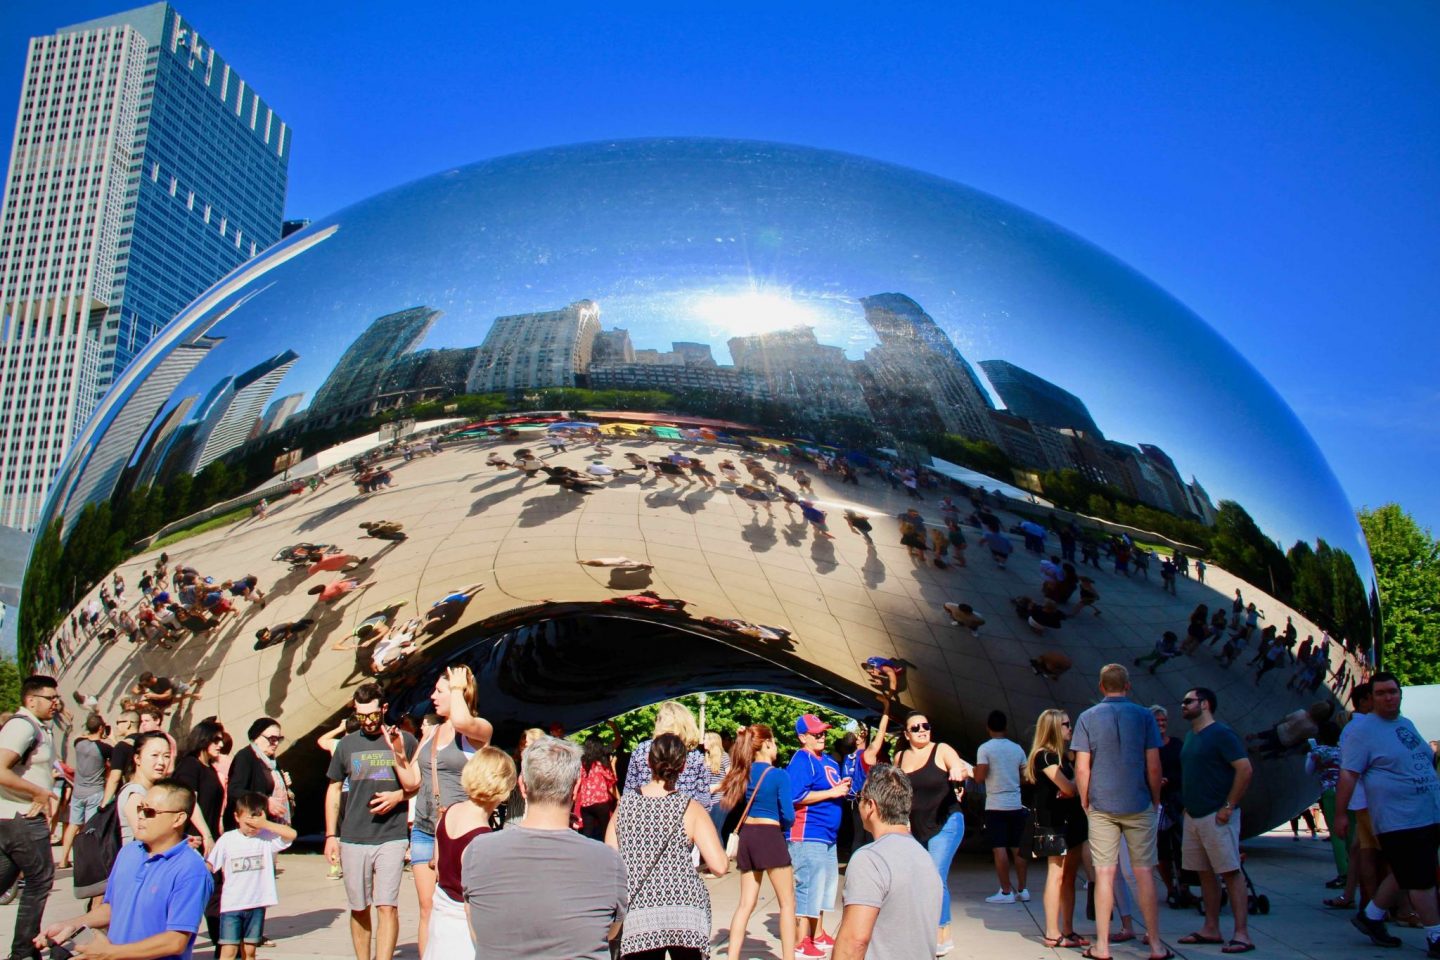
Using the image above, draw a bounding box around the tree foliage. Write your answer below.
[573,690,852,764]
[0,657,20,712]
[1359,504,1440,684]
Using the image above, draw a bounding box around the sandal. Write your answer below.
[1221,942,1256,955]
[1043,936,1065,948]
[1080,950,1112,960]
[1111,932,1136,943]
[1178,933,1224,944]
[1061,933,1091,948]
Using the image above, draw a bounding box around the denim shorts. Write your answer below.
[69,792,102,826]
[410,827,435,865]
[218,907,265,945]
[788,840,838,918]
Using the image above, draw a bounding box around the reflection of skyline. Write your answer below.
[49,139,1364,556]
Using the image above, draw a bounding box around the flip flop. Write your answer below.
[1148,951,1176,960]
[1221,942,1256,955]
[1111,932,1136,943]
[1178,933,1224,945]
[1080,950,1111,960]
[1060,933,1091,948]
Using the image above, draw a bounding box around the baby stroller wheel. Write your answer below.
[1256,894,1270,914]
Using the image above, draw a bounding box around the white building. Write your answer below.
[466,300,601,393]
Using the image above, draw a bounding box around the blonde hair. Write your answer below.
[1099,663,1129,693]
[521,727,548,752]
[1025,709,1069,784]
[652,700,700,750]
[461,746,517,807]
[703,731,725,774]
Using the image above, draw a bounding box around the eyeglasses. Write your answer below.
[136,804,186,819]
[908,722,931,732]
[1061,720,1072,727]
[28,693,61,703]
[262,735,285,745]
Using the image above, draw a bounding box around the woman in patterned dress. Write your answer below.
[607,733,728,959]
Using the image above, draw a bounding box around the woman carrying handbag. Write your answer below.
[717,725,796,960]
[1025,708,1091,950]
[607,733,728,959]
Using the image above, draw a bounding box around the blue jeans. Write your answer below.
[927,810,965,926]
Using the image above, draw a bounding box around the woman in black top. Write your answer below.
[1025,708,1089,949]
[226,717,283,828]
[865,702,971,955]
[173,717,227,947]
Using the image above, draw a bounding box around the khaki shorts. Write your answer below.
[1353,809,1379,851]
[1182,811,1241,875]
[1088,807,1158,868]
[340,839,407,911]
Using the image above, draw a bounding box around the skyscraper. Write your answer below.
[979,359,1102,437]
[728,327,869,421]
[0,3,290,530]
[859,294,1001,444]
[308,306,439,418]
[466,300,600,393]
[187,349,298,472]
[259,392,304,435]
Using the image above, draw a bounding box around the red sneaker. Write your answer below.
[813,932,836,951]
[795,937,826,958]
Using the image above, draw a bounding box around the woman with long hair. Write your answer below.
[174,718,227,946]
[702,731,730,844]
[119,731,172,844]
[622,701,715,812]
[424,747,515,960]
[607,733,727,959]
[575,734,618,840]
[1025,708,1089,949]
[411,665,493,958]
[719,724,796,960]
[888,709,971,956]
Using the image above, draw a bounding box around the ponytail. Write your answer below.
[719,724,772,811]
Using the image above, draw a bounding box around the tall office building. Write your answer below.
[979,359,1102,437]
[187,348,298,472]
[308,306,439,418]
[259,392,303,435]
[859,294,1001,444]
[466,300,600,393]
[0,3,290,530]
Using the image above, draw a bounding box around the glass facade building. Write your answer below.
[0,3,289,530]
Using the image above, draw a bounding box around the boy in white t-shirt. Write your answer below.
[206,791,296,959]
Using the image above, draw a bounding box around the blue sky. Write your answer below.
[4,1,1438,533]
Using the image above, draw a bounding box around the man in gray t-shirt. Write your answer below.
[464,737,627,960]
[833,765,941,960]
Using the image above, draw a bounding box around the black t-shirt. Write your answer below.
[109,735,139,781]
[327,730,418,844]
[173,755,224,837]
[1158,737,1183,802]
[1033,750,1080,828]
[149,677,175,696]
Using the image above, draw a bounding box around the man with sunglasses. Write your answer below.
[0,675,62,960]
[37,778,212,960]
[788,713,850,958]
[325,683,419,960]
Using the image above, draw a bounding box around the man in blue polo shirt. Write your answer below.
[789,713,850,958]
[37,778,212,960]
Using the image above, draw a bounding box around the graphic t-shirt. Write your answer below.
[207,828,291,912]
[788,749,842,844]
[327,730,418,844]
[1341,713,1440,834]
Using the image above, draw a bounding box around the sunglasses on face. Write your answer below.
[908,722,931,732]
[136,804,185,819]
[1180,697,1201,706]
[1061,720,1072,727]
[261,734,285,745]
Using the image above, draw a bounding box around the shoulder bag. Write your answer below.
[725,766,770,859]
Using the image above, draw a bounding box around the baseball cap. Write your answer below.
[795,713,831,736]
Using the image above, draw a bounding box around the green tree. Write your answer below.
[0,656,20,712]
[1358,504,1440,684]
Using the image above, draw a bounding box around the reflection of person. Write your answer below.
[359,521,405,540]
[942,602,984,635]
[253,619,315,650]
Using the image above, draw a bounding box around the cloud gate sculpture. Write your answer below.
[23,139,1377,834]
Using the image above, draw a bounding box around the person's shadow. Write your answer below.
[809,536,838,573]
[741,516,777,553]
[861,541,887,588]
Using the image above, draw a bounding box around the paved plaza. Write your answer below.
[54,432,1347,774]
[0,827,1407,959]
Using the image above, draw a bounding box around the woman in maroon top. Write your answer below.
[426,747,515,960]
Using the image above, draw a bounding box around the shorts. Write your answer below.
[788,840,838,918]
[340,839,408,911]
[409,827,435,865]
[1353,809,1380,851]
[737,823,790,872]
[1088,806,1159,868]
[69,792,102,826]
[218,907,266,945]
[985,808,1028,849]
[1181,811,1242,875]
[1377,824,1440,890]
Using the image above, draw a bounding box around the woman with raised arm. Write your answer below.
[719,724,795,960]
[410,665,493,958]
[1026,708,1090,950]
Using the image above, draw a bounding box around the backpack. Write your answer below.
[0,714,47,768]
[72,799,124,891]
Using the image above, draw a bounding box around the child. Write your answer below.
[207,791,296,960]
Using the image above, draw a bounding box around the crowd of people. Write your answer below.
[4,656,1439,959]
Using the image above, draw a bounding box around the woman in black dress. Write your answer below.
[1025,708,1089,950]
[174,717,227,946]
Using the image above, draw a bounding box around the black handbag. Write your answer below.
[1027,809,1067,858]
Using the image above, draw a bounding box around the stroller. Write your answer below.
[1186,853,1270,915]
